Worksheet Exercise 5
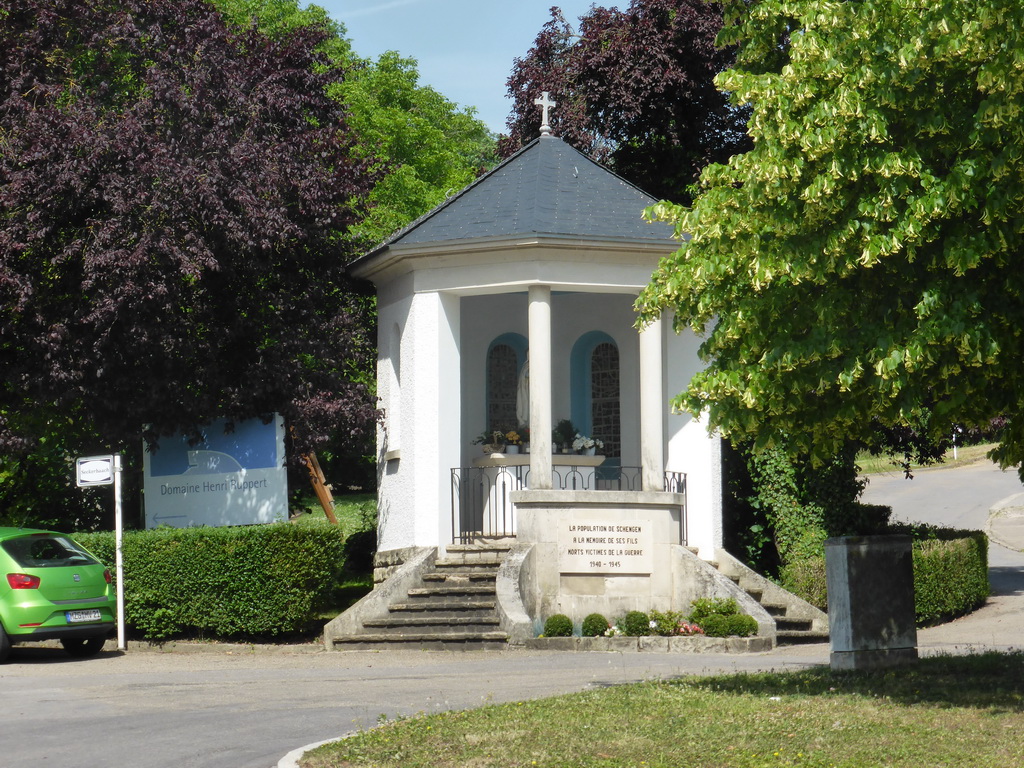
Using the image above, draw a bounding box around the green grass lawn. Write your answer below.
[290,490,377,536]
[291,492,377,617]
[857,443,999,476]
[301,652,1024,768]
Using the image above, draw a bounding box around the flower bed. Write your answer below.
[530,602,769,652]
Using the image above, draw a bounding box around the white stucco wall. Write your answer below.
[375,285,462,553]
[664,324,723,557]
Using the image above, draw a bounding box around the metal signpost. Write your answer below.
[76,454,126,651]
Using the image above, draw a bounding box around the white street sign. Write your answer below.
[76,455,115,487]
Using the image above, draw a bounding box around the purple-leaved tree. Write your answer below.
[503,0,749,202]
[0,0,379,464]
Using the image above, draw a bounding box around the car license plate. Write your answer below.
[66,609,102,624]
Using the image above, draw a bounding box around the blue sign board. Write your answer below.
[143,416,287,528]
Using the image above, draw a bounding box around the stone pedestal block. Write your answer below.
[825,535,918,671]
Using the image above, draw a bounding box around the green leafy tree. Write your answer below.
[637,0,1024,474]
[215,0,498,246]
[337,51,499,244]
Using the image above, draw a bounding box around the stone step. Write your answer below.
[332,639,510,651]
[332,631,508,648]
[775,616,814,632]
[364,616,500,630]
[329,542,511,652]
[435,558,505,569]
[447,543,512,553]
[388,600,497,614]
[407,584,496,598]
[421,573,497,581]
[776,629,829,645]
[762,603,788,617]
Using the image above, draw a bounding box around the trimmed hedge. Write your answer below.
[779,528,990,626]
[912,531,990,625]
[75,523,345,640]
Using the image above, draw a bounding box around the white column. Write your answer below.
[639,316,665,491]
[528,285,553,489]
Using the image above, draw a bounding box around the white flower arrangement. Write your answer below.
[572,433,604,452]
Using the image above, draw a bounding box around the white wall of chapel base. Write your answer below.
[513,490,688,625]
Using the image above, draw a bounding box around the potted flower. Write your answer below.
[572,433,604,456]
[504,429,523,454]
[473,429,506,454]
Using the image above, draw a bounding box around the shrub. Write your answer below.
[581,613,609,637]
[621,610,650,637]
[910,531,990,625]
[648,609,686,636]
[701,613,759,638]
[75,523,345,640]
[687,597,739,624]
[543,613,573,637]
[341,528,377,576]
[780,555,828,610]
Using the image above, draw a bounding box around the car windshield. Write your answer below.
[1,535,99,568]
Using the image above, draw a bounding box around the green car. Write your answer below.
[0,527,116,662]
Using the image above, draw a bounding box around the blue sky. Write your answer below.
[308,1,612,134]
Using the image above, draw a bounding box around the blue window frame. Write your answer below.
[570,332,620,459]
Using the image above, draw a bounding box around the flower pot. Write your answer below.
[583,446,596,456]
[506,444,520,455]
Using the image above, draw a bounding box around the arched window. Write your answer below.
[590,342,620,458]
[486,334,527,433]
[571,332,620,458]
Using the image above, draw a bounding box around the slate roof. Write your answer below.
[363,135,675,258]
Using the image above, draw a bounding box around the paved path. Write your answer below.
[3,459,1022,768]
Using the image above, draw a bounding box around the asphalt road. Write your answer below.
[860,458,1023,533]
[3,458,1022,768]
[3,643,828,768]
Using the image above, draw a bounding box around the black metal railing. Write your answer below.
[451,464,687,544]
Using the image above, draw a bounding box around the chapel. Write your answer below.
[325,100,827,646]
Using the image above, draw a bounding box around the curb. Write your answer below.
[92,639,329,655]
[987,492,1024,553]
[519,635,773,653]
[277,733,353,768]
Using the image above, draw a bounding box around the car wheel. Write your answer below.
[61,636,106,658]
[0,626,10,663]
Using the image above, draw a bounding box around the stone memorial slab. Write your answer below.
[558,518,653,574]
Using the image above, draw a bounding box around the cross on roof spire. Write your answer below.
[533,91,556,136]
